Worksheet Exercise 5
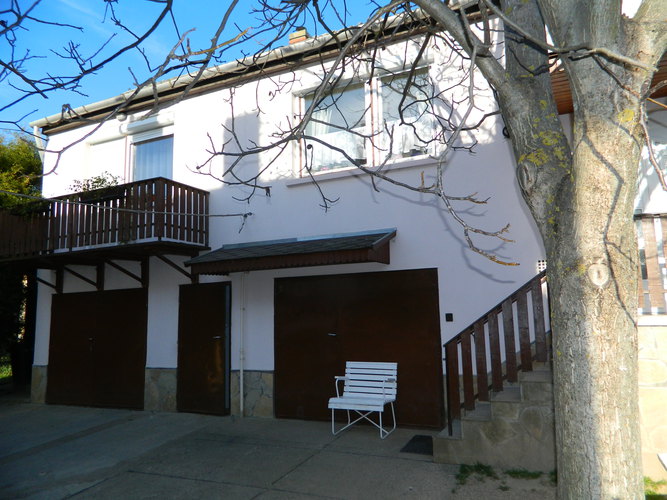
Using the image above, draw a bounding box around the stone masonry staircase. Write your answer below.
[433,362,556,471]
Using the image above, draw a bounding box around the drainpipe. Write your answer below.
[239,272,247,417]
[32,126,46,163]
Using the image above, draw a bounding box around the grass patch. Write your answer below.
[505,469,543,480]
[0,354,11,385]
[456,463,499,485]
[645,476,667,497]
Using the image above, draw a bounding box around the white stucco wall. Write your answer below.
[35,39,665,374]
[32,37,548,371]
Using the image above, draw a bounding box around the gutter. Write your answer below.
[29,10,433,135]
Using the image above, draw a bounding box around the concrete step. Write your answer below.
[490,386,521,402]
[437,419,462,440]
[531,361,553,371]
[519,369,553,383]
[462,402,491,421]
[521,380,554,403]
[433,411,556,471]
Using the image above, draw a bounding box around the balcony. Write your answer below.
[0,177,209,265]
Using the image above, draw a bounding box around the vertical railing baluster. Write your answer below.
[474,320,489,401]
[461,329,475,411]
[532,278,547,362]
[445,340,461,433]
[517,289,532,371]
[488,311,503,392]
[502,298,518,383]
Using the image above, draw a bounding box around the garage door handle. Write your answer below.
[212,336,222,340]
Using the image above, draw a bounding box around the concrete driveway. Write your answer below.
[0,396,555,499]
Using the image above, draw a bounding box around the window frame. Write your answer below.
[129,128,174,182]
[296,64,435,178]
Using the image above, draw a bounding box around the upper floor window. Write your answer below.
[380,69,432,159]
[303,83,367,172]
[133,135,173,181]
[299,68,434,175]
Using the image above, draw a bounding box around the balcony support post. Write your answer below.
[106,259,144,287]
[36,268,62,294]
[96,263,105,291]
[141,258,149,289]
[56,267,63,294]
[63,265,101,290]
[155,254,196,283]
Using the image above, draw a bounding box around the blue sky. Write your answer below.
[1,0,373,135]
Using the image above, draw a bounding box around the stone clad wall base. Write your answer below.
[230,370,273,417]
[433,366,556,472]
[144,368,177,412]
[30,365,47,403]
[638,325,667,480]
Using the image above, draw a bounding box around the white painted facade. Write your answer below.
[30,30,666,388]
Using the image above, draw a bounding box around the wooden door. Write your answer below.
[47,288,147,409]
[177,282,231,415]
[274,269,443,427]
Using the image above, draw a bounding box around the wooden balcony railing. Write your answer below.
[0,177,209,260]
[443,271,550,435]
[637,213,667,315]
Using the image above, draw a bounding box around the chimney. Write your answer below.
[289,27,310,44]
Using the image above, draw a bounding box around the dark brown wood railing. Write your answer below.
[443,214,667,434]
[0,177,209,260]
[637,213,667,314]
[444,271,550,435]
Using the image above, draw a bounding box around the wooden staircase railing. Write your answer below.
[443,271,550,435]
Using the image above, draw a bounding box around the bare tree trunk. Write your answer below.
[547,117,644,498]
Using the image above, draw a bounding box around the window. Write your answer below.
[380,69,433,159]
[299,68,434,175]
[303,83,367,172]
[132,135,173,181]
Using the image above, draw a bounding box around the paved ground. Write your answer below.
[0,393,556,499]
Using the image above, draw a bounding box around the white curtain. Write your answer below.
[133,136,173,181]
[381,71,432,158]
[305,85,365,171]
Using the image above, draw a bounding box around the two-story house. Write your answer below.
[2,14,666,477]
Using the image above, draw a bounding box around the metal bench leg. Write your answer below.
[332,406,397,439]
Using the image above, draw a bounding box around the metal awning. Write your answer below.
[185,228,397,275]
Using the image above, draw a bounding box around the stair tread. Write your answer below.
[437,419,462,439]
[462,402,492,421]
[519,370,553,383]
[491,387,521,402]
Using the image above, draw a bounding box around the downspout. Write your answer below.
[32,126,46,163]
[239,272,247,417]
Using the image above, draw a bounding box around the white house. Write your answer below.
[3,15,665,477]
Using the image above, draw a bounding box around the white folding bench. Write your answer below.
[328,361,397,439]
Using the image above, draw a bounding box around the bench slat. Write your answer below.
[345,384,396,392]
[346,361,396,369]
[345,374,396,385]
[345,366,396,373]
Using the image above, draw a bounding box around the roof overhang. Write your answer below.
[185,228,397,275]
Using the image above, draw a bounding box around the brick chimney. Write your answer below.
[289,27,310,44]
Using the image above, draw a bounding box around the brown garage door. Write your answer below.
[47,288,147,409]
[275,268,443,427]
[177,282,231,415]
